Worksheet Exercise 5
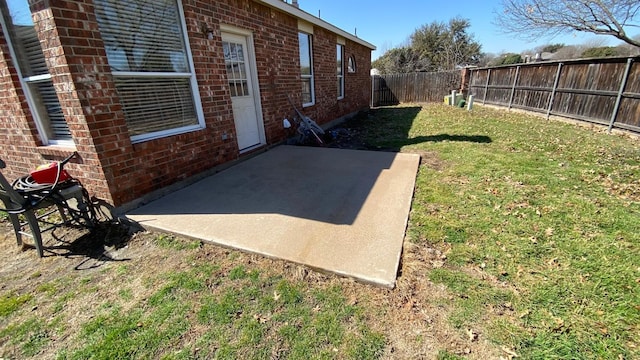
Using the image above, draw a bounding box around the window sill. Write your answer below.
[36,145,77,159]
[130,125,205,145]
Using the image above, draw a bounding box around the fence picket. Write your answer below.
[467,57,639,134]
[371,71,461,106]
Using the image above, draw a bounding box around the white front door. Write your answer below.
[222,32,263,152]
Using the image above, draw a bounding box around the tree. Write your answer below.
[372,47,430,74]
[540,43,565,53]
[581,46,619,58]
[497,53,523,65]
[495,0,640,48]
[372,18,482,73]
[616,34,640,55]
[411,18,482,71]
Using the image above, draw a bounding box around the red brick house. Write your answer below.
[0,0,374,210]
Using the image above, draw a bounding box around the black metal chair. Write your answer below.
[0,156,94,257]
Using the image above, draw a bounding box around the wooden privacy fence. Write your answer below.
[371,71,461,107]
[468,56,640,133]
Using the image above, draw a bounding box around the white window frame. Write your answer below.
[337,43,344,100]
[0,0,73,146]
[299,32,315,107]
[94,0,204,143]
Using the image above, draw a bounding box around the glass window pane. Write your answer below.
[95,0,188,72]
[299,32,314,105]
[348,56,356,73]
[224,40,250,98]
[94,0,201,139]
[229,82,237,97]
[114,77,197,136]
[236,44,245,62]
[299,33,311,75]
[2,0,71,143]
[238,61,246,79]
[337,44,344,99]
[28,80,72,140]
[226,63,235,80]
[223,42,230,60]
[301,78,311,104]
[336,44,343,76]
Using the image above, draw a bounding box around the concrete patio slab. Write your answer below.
[127,145,420,288]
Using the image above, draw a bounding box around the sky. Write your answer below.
[297,0,637,60]
[7,0,636,59]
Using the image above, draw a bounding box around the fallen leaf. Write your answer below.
[501,346,519,358]
[553,317,565,331]
[347,295,358,306]
[466,328,478,342]
[403,298,415,311]
[253,314,270,324]
[273,291,281,301]
[545,227,554,237]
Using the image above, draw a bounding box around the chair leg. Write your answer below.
[24,211,45,258]
[56,204,69,224]
[56,185,94,228]
[8,213,23,246]
[78,190,94,228]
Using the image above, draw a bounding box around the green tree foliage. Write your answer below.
[541,43,565,53]
[372,18,482,74]
[581,46,620,58]
[496,53,523,65]
[372,47,430,74]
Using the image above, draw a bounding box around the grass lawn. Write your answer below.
[1,104,638,359]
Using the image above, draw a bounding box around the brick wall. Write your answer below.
[0,0,373,208]
[300,28,373,124]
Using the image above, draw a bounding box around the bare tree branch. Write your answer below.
[494,0,640,48]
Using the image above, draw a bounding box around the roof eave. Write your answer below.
[258,0,376,50]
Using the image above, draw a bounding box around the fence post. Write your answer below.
[415,72,420,103]
[371,75,374,107]
[546,63,563,120]
[460,67,471,96]
[483,69,491,105]
[608,57,633,133]
[508,66,520,110]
